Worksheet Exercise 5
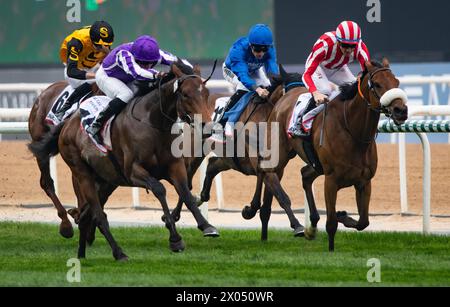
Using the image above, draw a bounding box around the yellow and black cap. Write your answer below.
[90,20,114,46]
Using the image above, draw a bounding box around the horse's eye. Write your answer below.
[373,82,382,89]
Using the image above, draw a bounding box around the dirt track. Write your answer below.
[0,141,449,217]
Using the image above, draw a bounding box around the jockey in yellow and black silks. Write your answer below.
[54,20,115,121]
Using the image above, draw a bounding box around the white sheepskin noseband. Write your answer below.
[380,88,408,107]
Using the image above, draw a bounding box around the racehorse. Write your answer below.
[29,61,219,260]
[176,67,306,241]
[260,59,408,251]
[28,81,99,239]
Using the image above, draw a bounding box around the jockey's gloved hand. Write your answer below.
[313,91,329,104]
[256,87,269,98]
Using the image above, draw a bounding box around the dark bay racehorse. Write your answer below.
[180,68,306,240]
[261,59,408,251]
[28,82,99,238]
[29,61,218,260]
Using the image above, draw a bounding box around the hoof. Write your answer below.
[172,213,181,223]
[59,222,74,239]
[67,208,80,224]
[115,252,129,262]
[293,225,305,237]
[203,226,220,237]
[200,191,210,203]
[193,195,204,207]
[170,240,185,252]
[241,206,257,220]
[337,211,348,223]
[304,227,318,240]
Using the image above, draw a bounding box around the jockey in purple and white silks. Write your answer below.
[87,35,191,143]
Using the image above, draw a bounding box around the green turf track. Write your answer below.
[0,222,448,286]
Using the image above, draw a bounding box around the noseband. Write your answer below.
[357,67,392,114]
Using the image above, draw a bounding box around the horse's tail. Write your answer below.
[28,122,65,160]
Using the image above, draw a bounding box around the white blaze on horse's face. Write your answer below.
[198,84,204,93]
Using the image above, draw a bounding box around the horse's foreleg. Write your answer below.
[37,156,73,238]
[355,182,371,230]
[129,163,184,252]
[337,182,371,231]
[301,165,321,240]
[169,161,219,237]
[324,176,338,252]
[200,156,230,203]
[170,157,205,222]
[242,174,263,220]
[259,186,273,241]
[262,172,304,237]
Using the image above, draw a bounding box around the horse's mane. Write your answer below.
[339,60,384,101]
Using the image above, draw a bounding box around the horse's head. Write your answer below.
[361,59,408,125]
[171,60,210,125]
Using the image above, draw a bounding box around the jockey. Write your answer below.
[288,21,370,137]
[87,35,192,143]
[54,21,114,121]
[213,24,279,142]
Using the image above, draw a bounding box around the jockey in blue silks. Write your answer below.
[212,24,279,143]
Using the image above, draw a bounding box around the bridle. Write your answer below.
[344,67,393,145]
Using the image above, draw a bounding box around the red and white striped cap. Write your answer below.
[336,21,361,44]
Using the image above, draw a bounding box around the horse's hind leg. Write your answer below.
[301,165,321,240]
[259,186,273,241]
[36,156,73,238]
[242,174,263,220]
[70,160,127,260]
[200,156,230,203]
[262,172,304,237]
[337,182,371,231]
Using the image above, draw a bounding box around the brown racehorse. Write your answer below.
[28,81,99,238]
[190,69,307,240]
[29,61,218,260]
[260,59,408,251]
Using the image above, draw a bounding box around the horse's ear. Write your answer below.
[193,64,201,76]
[364,60,373,71]
[382,57,390,68]
[279,64,288,78]
[171,63,184,78]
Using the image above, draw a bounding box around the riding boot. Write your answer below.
[54,83,92,121]
[217,90,247,126]
[86,97,127,143]
[288,97,316,138]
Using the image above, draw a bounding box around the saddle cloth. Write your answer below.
[45,85,92,126]
[79,95,115,153]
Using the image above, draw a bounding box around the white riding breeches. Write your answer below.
[64,65,98,89]
[95,66,134,103]
[302,64,356,101]
[222,63,271,92]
